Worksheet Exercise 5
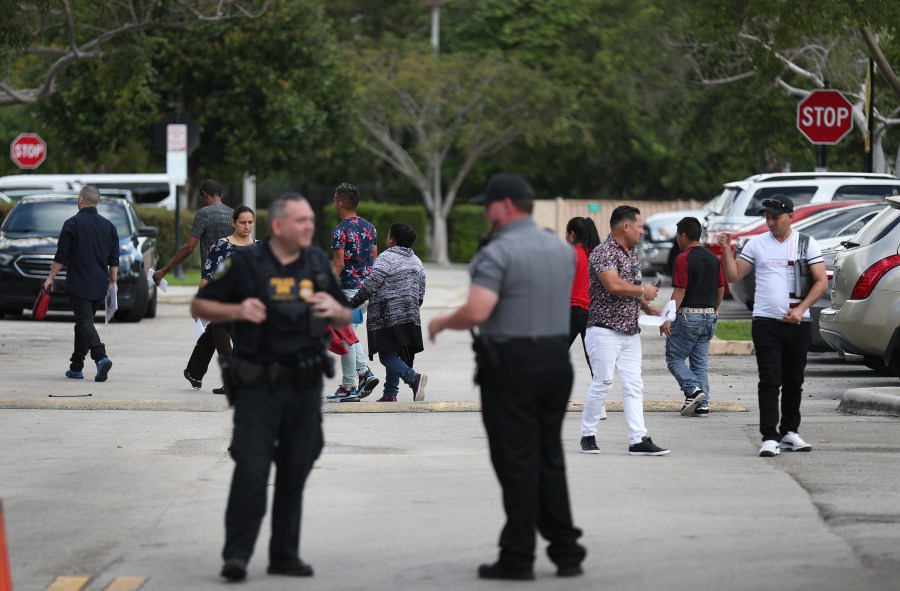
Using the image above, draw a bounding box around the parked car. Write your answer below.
[0,194,160,322]
[704,172,900,236]
[819,196,900,377]
[727,202,886,352]
[639,193,730,274]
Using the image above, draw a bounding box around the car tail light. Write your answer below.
[850,255,900,300]
[826,268,834,280]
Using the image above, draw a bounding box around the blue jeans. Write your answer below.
[665,312,716,405]
[378,350,417,397]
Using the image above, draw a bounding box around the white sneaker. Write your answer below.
[779,431,812,452]
[759,440,781,457]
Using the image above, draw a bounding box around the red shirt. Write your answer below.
[570,244,590,309]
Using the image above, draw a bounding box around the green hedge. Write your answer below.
[0,201,487,265]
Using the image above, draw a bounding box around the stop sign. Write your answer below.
[10,133,47,169]
[796,90,854,145]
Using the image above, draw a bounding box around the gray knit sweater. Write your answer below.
[347,246,426,330]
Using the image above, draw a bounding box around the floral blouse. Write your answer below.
[202,237,262,280]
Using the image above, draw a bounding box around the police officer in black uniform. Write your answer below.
[429,174,586,581]
[191,193,352,582]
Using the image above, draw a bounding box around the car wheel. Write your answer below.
[862,355,894,376]
[0,307,23,319]
[144,284,157,319]
[114,279,148,323]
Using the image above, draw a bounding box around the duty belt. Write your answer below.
[679,307,716,314]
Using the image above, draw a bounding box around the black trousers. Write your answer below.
[568,306,592,376]
[186,323,232,380]
[223,379,324,564]
[478,337,585,571]
[751,318,811,441]
[69,295,106,371]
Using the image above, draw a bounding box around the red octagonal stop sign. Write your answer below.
[10,133,47,169]
[797,90,854,145]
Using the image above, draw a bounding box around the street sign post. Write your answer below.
[9,133,47,169]
[797,90,854,145]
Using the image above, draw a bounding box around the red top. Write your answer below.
[570,244,590,309]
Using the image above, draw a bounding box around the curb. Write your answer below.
[837,387,900,417]
[0,398,749,413]
[709,336,754,356]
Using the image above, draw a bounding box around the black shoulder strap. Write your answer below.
[798,232,810,261]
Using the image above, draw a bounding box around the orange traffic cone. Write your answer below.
[0,500,12,591]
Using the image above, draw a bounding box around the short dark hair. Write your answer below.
[389,222,416,248]
[610,205,640,229]
[232,205,255,222]
[334,183,360,209]
[199,179,223,198]
[268,192,308,231]
[676,217,702,241]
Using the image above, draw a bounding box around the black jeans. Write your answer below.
[69,295,106,371]
[478,337,585,572]
[751,318,811,441]
[223,379,324,564]
[186,323,232,380]
[568,306,592,376]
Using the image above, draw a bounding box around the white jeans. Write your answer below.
[581,326,648,444]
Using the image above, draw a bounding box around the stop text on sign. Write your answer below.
[12,142,45,160]
[796,90,854,145]
[799,105,850,129]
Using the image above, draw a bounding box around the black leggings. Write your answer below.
[568,306,592,376]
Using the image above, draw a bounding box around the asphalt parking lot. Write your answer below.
[1,265,899,591]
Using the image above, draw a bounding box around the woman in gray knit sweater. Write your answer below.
[347,223,427,401]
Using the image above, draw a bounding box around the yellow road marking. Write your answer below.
[45,576,90,591]
[103,577,148,591]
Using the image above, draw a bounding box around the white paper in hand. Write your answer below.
[638,299,677,327]
[194,318,210,343]
[147,268,167,293]
[104,284,118,325]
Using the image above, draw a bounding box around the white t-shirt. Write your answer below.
[739,230,823,319]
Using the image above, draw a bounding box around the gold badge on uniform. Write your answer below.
[270,277,295,300]
[299,279,314,301]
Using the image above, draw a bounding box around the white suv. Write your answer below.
[705,172,900,235]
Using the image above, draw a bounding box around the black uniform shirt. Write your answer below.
[196,240,346,364]
[54,207,119,300]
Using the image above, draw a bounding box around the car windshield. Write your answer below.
[1,200,132,237]
[849,204,900,247]
[797,205,885,240]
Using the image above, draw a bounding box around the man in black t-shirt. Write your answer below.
[660,217,725,416]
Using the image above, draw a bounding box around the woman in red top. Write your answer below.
[565,217,600,371]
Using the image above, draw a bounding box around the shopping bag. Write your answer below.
[32,287,50,320]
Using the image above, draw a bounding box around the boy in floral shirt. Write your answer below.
[329,183,380,402]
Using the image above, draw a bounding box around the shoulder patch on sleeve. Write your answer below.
[210,256,232,282]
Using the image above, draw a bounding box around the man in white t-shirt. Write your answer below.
[718,194,828,458]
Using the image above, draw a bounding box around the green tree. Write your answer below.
[352,42,576,262]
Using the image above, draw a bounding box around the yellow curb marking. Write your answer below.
[45,576,90,591]
[102,576,147,591]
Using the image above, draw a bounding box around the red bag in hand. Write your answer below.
[32,287,50,320]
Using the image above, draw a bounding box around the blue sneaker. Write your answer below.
[326,385,360,403]
[357,370,379,399]
[95,358,113,382]
[65,369,84,380]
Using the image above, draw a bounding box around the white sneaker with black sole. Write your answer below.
[759,440,781,457]
[779,431,812,452]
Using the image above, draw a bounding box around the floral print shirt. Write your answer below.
[588,234,643,335]
[331,216,377,289]
[202,238,262,280]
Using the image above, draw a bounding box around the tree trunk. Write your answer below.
[430,206,450,264]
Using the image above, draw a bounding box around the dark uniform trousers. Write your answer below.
[69,295,107,371]
[477,336,585,571]
[223,378,324,564]
[751,318,811,441]
[186,323,233,380]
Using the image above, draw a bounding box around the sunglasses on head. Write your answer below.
[761,198,790,211]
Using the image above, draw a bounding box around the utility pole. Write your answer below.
[426,0,445,56]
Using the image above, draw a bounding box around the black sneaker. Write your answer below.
[628,436,670,456]
[557,564,584,577]
[477,562,535,581]
[409,373,427,401]
[212,387,227,395]
[580,436,601,454]
[221,557,247,581]
[183,369,202,390]
[680,389,706,416]
[695,406,709,417]
[268,558,314,577]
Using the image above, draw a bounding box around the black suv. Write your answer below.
[0,194,159,322]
